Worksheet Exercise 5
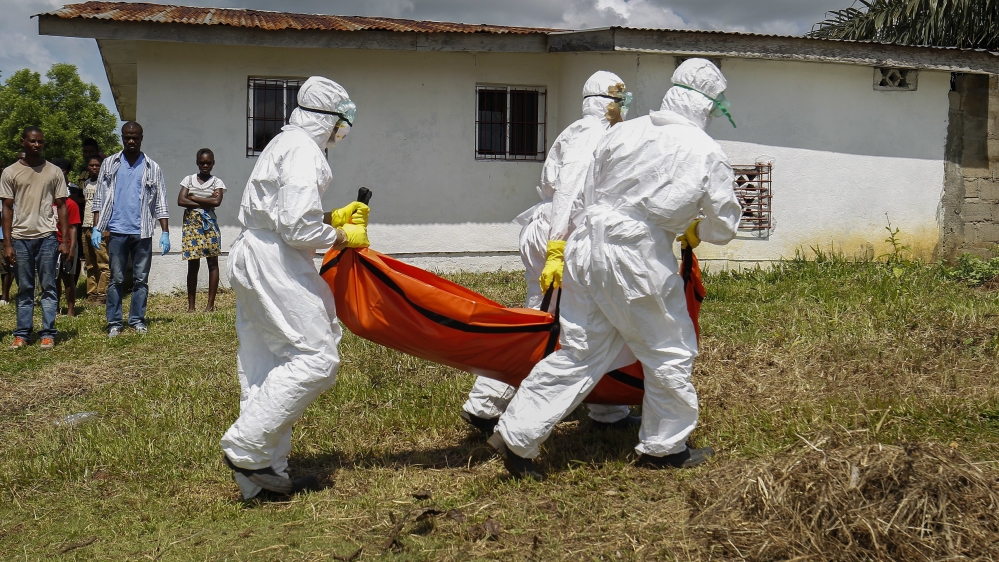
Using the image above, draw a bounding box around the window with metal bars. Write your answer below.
[475,85,546,161]
[732,163,773,236]
[247,78,303,157]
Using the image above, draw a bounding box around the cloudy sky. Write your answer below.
[2,0,855,116]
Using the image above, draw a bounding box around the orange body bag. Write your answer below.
[319,246,704,405]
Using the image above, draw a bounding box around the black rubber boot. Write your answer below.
[486,433,545,481]
[460,410,499,438]
[639,447,715,469]
[591,414,642,430]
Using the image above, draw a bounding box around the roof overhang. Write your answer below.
[549,28,999,75]
[37,17,550,53]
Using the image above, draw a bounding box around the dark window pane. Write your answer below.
[249,80,302,154]
[286,84,300,120]
[509,90,539,156]
[477,89,506,155]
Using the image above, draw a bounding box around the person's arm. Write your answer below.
[92,158,109,234]
[276,146,340,250]
[55,198,70,260]
[177,186,200,209]
[2,198,14,265]
[695,157,741,245]
[68,224,78,258]
[187,188,223,210]
[153,165,169,233]
[542,129,589,243]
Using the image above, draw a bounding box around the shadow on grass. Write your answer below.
[294,415,643,478]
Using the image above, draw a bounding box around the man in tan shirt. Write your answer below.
[0,126,70,349]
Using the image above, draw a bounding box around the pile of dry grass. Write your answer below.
[687,436,999,561]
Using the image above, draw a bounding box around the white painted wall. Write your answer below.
[132,43,951,292]
[702,58,950,265]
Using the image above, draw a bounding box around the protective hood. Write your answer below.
[581,71,629,127]
[285,76,351,148]
[660,58,727,130]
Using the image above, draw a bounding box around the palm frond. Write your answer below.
[808,0,999,51]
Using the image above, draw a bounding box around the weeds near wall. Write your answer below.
[881,213,913,266]
[942,252,999,286]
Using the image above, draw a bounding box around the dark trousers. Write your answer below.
[107,233,152,329]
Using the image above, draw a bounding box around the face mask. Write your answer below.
[328,122,350,147]
[585,83,634,124]
[673,84,736,128]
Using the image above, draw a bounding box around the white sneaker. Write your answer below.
[108,326,121,338]
[0,300,8,306]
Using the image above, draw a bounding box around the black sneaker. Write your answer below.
[639,447,714,469]
[486,433,545,481]
[460,410,499,438]
[591,414,642,430]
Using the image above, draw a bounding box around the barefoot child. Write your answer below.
[177,148,225,312]
[52,158,82,316]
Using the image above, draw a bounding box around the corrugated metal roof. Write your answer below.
[602,26,995,53]
[43,1,563,34]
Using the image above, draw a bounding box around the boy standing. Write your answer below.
[0,127,70,349]
[80,156,109,300]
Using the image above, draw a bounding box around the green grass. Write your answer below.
[0,259,997,560]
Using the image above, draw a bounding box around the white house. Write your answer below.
[38,2,999,292]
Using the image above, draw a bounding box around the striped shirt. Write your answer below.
[93,151,169,239]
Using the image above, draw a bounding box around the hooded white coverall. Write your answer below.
[495,59,742,459]
[221,77,350,499]
[463,71,635,423]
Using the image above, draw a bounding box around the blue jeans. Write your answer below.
[107,233,152,329]
[13,234,60,339]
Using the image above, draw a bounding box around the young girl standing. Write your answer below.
[178,148,225,312]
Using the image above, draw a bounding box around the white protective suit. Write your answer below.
[463,71,636,423]
[495,59,742,459]
[221,77,350,499]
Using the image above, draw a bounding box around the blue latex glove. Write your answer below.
[159,232,171,255]
[91,229,102,247]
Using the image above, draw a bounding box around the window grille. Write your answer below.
[732,163,773,235]
[874,68,917,91]
[247,78,303,157]
[475,86,546,161]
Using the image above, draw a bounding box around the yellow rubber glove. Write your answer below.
[329,202,370,228]
[677,219,702,250]
[338,223,370,248]
[539,240,566,291]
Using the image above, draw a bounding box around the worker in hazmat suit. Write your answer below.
[461,71,641,437]
[487,59,742,479]
[221,76,369,499]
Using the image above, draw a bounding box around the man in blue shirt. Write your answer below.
[92,122,171,337]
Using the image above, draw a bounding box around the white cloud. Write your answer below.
[560,0,687,30]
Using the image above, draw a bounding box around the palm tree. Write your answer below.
[808,0,999,51]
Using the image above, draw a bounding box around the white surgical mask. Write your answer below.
[328,123,350,147]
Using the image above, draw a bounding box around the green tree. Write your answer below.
[809,0,999,49]
[0,63,120,170]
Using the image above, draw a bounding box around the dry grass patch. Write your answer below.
[688,433,999,560]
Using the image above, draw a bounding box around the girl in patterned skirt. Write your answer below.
[178,148,226,312]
